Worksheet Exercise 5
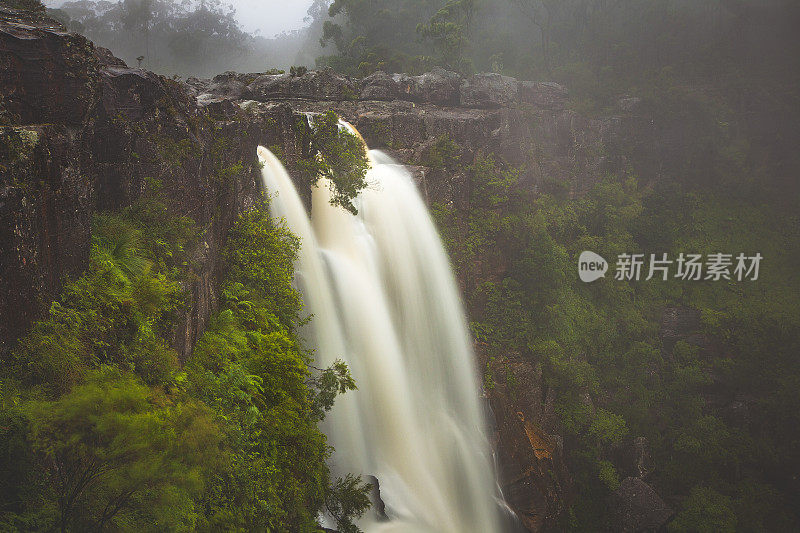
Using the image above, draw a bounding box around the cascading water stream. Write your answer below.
[257,129,503,532]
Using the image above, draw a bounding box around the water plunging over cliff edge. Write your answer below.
[257,138,503,532]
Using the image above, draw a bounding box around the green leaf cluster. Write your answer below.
[298,110,370,215]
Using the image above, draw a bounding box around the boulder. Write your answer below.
[362,68,461,105]
[519,81,568,110]
[289,67,358,100]
[610,477,673,532]
[460,73,519,108]
[184,76,209,95]
[248,68,358,101]
[211,71,261,85]
[100,66,171,121]
[361,71,402,101]
[248,72,292,99]
[404,67,462,105]
[206,78,253,101]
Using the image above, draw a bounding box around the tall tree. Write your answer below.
[417,0,476,73]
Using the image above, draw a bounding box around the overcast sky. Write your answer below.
[43,0,315,37]
[232,0,314,36]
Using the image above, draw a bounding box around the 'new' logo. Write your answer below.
[578,251,608,282]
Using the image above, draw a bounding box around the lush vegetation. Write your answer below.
[0,189,370,531]
[297,110,370,215]
[432,140,800,530]
[7,0,800,529]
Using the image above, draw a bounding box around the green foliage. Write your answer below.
[1,196,368,531]
[22,368,223,532]
[416,0,475,74]
[298,110,370,214]
[223,201,302,328]
[12,204,187,395]
[421,134,461,170]
[0,191,219,530]
[318,0,442,75]
[597,460,620,491]
[668,486,737,533]
[188,202,368,532]
[324,474,372,533]
[433,136,800,529]
[308,359,358,421]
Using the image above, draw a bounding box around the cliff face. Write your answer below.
[191,67,635,203]
[1,5,285,361]
[0,7,650,531]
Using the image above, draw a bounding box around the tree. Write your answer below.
[506,0,561,72]
[120,0,154,66]
[318,0,442,74]
[668,486,737,533]
[24,369,223,532]
[297,110,370,214]
[324,474,372,533]
[417,0,476,73]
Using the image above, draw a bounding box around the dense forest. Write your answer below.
[2,0,800,531]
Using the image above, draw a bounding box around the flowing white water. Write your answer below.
[257,140,502,532]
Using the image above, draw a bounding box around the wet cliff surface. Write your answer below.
[0,7,668,531]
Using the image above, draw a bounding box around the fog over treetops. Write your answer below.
[43,0,327,77]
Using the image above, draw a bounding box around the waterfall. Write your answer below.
[257,137,503,532]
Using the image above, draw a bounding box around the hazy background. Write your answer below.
[45,0,315,37]
[42,0,326,76]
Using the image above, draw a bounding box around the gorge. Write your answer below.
[3,3,800,532]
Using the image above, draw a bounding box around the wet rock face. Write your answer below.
[0,124,92,353]
[0,7,264,360]
[0,6,99,125]
[203,65,621,204]
[460,73,520,108]
[395,67,463,105]
[484,355,572,532]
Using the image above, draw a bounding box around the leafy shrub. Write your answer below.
[298,110,370,214]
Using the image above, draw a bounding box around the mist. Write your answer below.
[43,0,325,77]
